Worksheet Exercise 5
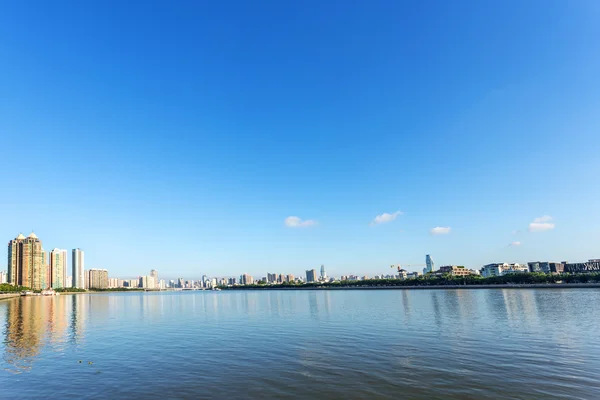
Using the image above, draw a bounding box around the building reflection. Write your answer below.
[4,297,45,372]
[3,295,89,373]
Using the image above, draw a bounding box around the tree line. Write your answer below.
[220,272,600,290]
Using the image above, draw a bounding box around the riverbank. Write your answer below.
[223,283,600,291]
[0,293,22,301]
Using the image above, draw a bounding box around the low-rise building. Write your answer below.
[564,259,600,273]
[439,265,472,277]
[481,263,528,277]
[528,261,565,274]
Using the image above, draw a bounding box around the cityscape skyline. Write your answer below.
[4,231,598,289]
[6,231,590,282]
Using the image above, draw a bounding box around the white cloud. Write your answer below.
[370,211,403,226]
[529,215,555,232]
[430,226,451,235]
[285,216,317,228]
[509,241,521,247]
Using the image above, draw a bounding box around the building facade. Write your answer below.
[306,269,317,283]
[424,254,434,274]
[150,270,158,288]
[72,249,85,289]
[241,274,254,285]
[439,265,472,277]
[528,261,565,274]
[86,269,109,289]
[564,259,600,273]
[8,233,46,290]
[481,263,527,277]
[50,248,67,289]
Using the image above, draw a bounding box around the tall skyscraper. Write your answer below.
[72,249,85,289]
[8,233,45,289]
[306,269,317,283]
[50,248,67,289]
[424,254,434,274]
[320,265,327,280]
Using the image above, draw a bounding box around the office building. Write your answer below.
[72,249,85,289]
[320,265,327,280]
[50,248,67,289]
[8,233,46,290]
[424,254,434,274]
[286,274,294,283]
[86,269,109,289]
[306,269,317,283]
[564,259,600,273]
[267,273,277,283]
[0,271,6,284]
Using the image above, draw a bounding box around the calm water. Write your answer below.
[1,289,600,399]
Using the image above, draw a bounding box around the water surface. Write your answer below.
[1,289,599,399]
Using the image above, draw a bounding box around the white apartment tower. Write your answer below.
[72,248,85,289]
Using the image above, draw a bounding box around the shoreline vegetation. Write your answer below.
[219,273,600,290]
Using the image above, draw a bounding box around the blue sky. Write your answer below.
[1,1,599,279]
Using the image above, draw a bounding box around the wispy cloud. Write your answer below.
[370,211,403,226]
[509,241,521,247]
[284,216,317,228]
[529,215,555,232]
[430,226,451,235]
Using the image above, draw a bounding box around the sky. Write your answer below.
[1,0,599,279]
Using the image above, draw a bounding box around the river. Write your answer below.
[1,289,599,399]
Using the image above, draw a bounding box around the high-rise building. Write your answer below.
[241,274,254,285]
[286,274,294,283]
[306,269,317,283]
[72,249,85,289]
[424,254,434,274]
[42,249,49,290]
[8,233,46,290]
[320,265,326,280]
[86,269,109,289]
[150,269,158,288]
[50,248,67,289]
[59,249,68,287]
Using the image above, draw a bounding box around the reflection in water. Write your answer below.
[2,289,600,400]
[4,297,58,373]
